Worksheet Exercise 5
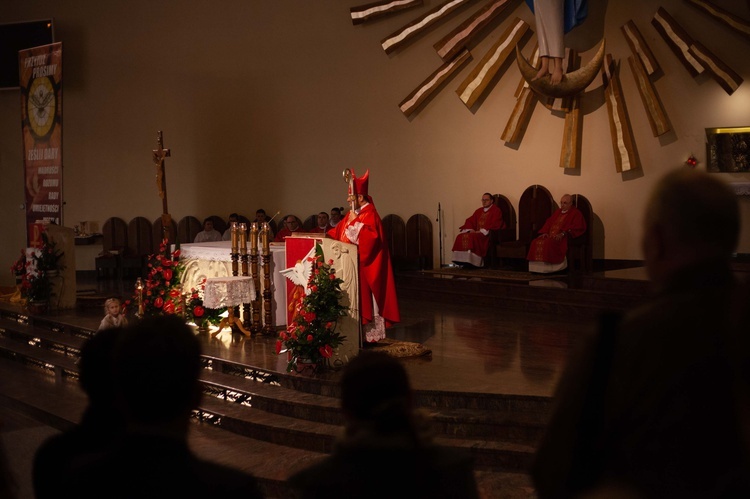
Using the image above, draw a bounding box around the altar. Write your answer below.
[177,240,286,327]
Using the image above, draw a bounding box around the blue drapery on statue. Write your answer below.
[526,0,588,33]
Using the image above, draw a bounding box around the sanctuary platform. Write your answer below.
[0,264,670,498]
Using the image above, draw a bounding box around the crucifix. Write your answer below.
[151,131,174,242]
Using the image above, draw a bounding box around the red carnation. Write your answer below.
[193,305,205,317]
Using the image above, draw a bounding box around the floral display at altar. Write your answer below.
[277,244,347,372]
[11,231,65,310]
[134,239,226,324]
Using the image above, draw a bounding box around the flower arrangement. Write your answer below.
[34,231,65,272]
[23,272,51,303]
[135,239,186,317]
[10,250,27,277]
[185,278,226,329]
[276,244,347,372]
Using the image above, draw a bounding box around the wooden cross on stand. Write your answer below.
[151,131,174,243]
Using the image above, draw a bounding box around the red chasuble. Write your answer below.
[451,204,505,258]
[526,206,586,264]
[327,202,400,328]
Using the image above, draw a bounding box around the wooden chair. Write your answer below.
[382,214,407,270]
[406,214,433,270]
[95,217,128,279]
[567,194,594,273]
[177,215,203,244]
[487,194,517,268]
[152,216,178,253]
[207,215,227,236]
[122,216,153,278]
[498,185,555,262]
[302,214,317,231]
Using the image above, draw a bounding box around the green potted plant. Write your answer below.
[276,245,347,373]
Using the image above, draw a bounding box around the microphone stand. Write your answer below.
[437,202,444,268]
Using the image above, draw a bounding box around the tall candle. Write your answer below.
[239,223,247,250]
[261,222,269,251]
[250,222,259,250]
[230,221,238,250]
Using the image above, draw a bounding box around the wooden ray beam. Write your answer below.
[501,46,539,144]
[686,0,750,41]
[381,0,475,54]
[627,55,671,137]
[399,49,472,117]
[621,20,660,76]
[651,7,704,77]
[560,96,582,169]
[602,55,641,173]
[351,0,423,25]
[455,17,529,109]
[434,0,518,61]
[688,41,743,95]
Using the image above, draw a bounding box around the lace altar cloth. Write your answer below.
[204,276,256,309]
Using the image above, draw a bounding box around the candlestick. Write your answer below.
[261,222,270,252]
[250,222,259,252]
[239,223,247,250]
[135,277,144,317]
[230,221,238,251]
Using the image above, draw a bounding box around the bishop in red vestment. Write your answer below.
[328,169,400,343]
[527,194,586,273]
[451,193,505,267]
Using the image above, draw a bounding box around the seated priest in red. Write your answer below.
[328,168,400,344]
[451,193,505,267]
[309,212,330,234]
[527,193,586,273]
[274,215,301,242]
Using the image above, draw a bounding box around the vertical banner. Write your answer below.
[19,42,63,247]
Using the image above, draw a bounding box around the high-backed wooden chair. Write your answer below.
[177,216,203,244]
[95,217,128,279]
[567,194,594,273]
[122,216,153,278]
[487,194,517,268]
[382,214,407,270]
[498,185,555,261]
[152,217,178,253]
[207,215,227,236]
[302,214,318,231]
[406,214,433,270]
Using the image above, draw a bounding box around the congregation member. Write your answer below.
[193,218,222,243]
[531,169,750,498]
[288,350,479,498]
[274,215,302,242]
[526,193,586,273]
[222,213,239,241]
[60,316,265,498]
[97,296,128,331]
[451,192,505,268]
[328,169,399,343]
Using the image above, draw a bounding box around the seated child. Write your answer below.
[98,297,128,331]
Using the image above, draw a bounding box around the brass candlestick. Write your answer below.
[250,222,262,334]
[135,278,144,317]
[261,222,273,335]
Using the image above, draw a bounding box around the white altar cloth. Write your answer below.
[177,241,286,327]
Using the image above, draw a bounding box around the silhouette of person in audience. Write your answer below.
[60,316,264,498]
[288,350,479,498]
[33,326,127,499]
[531,169,750,498]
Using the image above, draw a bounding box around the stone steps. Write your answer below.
[0,304,545,496]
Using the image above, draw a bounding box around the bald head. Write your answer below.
[642,169,739,281]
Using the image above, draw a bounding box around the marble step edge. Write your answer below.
[196,395,536,472]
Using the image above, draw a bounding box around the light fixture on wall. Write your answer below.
[685,155,698,168]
